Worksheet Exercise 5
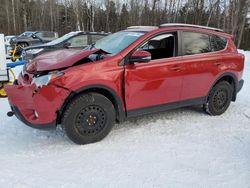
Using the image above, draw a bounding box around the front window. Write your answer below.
[93,31,145,55]
[138,32,177,60]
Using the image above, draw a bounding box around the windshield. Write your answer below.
[19,32,34,37]
[46,32,81,45]
[93,31,145,54]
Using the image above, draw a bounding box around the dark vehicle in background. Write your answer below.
[22,31,108,61]
[9,31,59,48]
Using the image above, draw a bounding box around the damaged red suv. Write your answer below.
[6,24,244,144]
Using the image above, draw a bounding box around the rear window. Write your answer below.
[211,35,227,51]
[183,32,212,55]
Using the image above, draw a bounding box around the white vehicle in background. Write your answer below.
[5,35,16,46]
[4,35,16,59]
[0,34,16,97]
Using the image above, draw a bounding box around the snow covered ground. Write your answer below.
[0,51,249,188]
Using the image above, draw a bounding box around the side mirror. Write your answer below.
[32,34,37,39]
[129,50,151,63]
[63,42,71,48]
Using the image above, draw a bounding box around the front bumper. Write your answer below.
[5,83,70,129]
[10,105,56,129]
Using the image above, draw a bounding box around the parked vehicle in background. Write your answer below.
[5,35,16,46]
[9,31,58,48]
[4,35,16,58]
[22,31,109,61]
[6,24,244,145]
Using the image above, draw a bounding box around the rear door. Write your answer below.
[180,31,228,100]
[124,32,184,112]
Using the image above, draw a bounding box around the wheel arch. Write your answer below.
[57,85,126,124]
[208,72,238,102]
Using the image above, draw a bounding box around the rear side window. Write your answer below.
[68,35,88,47]
[183,32,211,55]
[91,35,105,44]
[211,35,227,51]
[35,32,58,39]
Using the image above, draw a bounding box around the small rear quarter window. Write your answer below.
[211,35,227,51]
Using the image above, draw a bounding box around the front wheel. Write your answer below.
[204,81,233,116]
[62,93,115,145]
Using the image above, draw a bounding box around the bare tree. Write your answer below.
[11,0,16,34]
[237,0,250,48]
[0,0,250,49]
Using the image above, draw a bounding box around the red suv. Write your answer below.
[6,24,244,144]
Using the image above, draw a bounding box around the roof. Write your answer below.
[127,26,159,30]
[126,24,224,33]
[159,23,224,32]
[126,26,159,32]
[67,31,109,35]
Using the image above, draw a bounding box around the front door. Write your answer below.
[124,32,184,113]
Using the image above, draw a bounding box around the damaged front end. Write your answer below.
[5,48,109,128]
[5,82,70,129]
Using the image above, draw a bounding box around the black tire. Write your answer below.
[204,81,233,116]
[62,92,115,145]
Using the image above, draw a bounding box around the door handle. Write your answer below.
[169,66,181,72]
[214,62,223,66]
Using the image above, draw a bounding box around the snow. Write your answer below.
[0,51,250,188]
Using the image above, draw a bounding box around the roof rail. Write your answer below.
[127,26,158,30]
[159,23,224,32]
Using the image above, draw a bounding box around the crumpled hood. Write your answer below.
[30,49,106,72]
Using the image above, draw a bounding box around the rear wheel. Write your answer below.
[62,93,115,145]
[204,81,233,115]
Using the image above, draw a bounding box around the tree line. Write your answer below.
[0,0,250,49]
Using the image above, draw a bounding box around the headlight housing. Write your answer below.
[26,48,44,55]
[31,71,64,88]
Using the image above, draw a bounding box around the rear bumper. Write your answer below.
[237,79,244,93]
[5,83,70,129]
